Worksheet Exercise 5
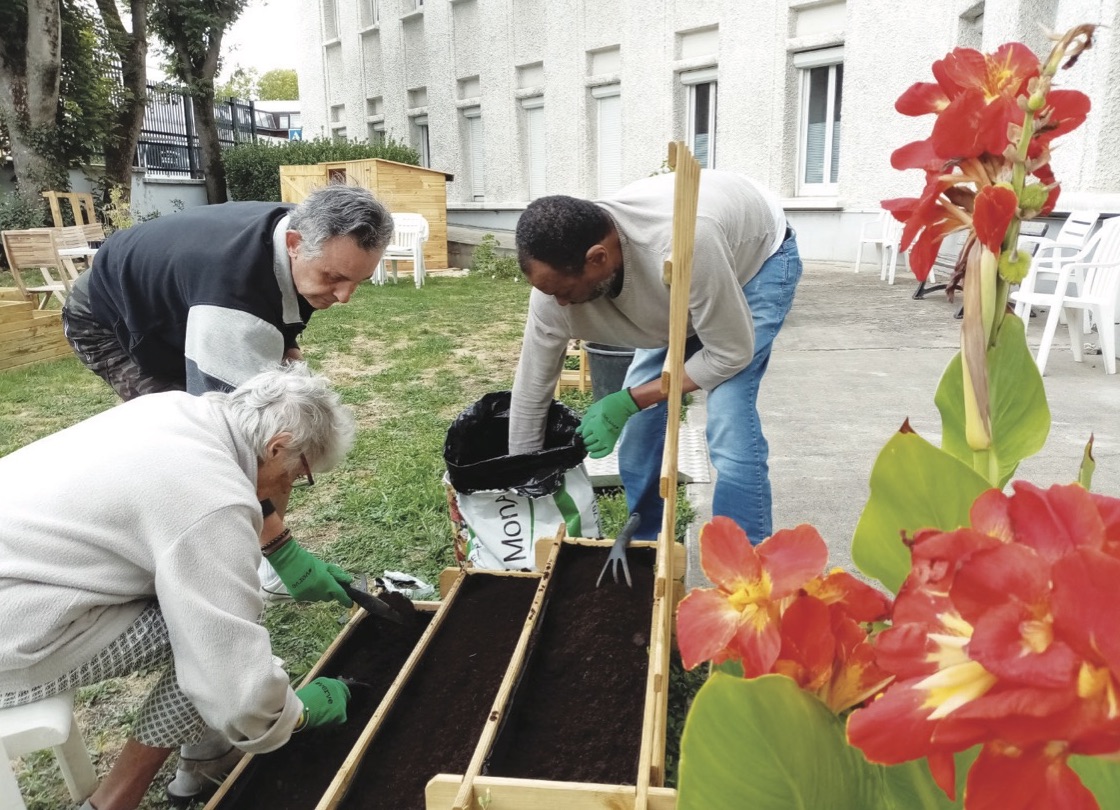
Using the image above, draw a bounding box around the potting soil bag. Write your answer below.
[444,391,601,570]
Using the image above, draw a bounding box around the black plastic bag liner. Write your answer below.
[444,391,587,497]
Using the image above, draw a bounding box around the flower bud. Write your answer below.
[999,249,1032,284]
[1019,183,1050,211]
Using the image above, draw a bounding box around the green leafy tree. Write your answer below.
[57,0,116,168]
[149,0,249,204]
[0,0,64,208]
[216,63,258,100]
[258,68,297,100]
[94,0,150,207]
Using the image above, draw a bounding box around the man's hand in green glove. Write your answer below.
[294,677,350,731]
[267,540,353,606]
[577,389,640,458]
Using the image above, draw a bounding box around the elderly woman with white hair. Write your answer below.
[0,364,357,810]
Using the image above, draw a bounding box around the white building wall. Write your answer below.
[298,0,1119,261]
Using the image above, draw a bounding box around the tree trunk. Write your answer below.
[96,0,149,206]
[0,0,63,209]
[192,86,227,204]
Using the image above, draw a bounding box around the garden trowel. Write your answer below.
[342,574,410,627]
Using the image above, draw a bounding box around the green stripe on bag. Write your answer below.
[553,477,582,538]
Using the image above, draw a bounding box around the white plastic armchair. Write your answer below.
[854,211,892,274]
[1012,210,1101,320]
[373,213,430,288]
[1010,216,1120,375]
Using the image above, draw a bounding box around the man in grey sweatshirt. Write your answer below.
[0,365,355,810]
[509,170,802,545]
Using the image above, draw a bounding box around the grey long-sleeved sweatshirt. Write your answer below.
[509,170,785,453]
[0,392,302,753]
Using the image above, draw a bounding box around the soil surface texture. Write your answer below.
[339,573,539,810]
[213,593,428,810]
[485,543,655,784]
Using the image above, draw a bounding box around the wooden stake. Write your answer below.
[635,140,701,810]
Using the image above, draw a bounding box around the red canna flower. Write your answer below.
[675,518,828,673]
[882,38,1090,282]
[848,485,1120,809]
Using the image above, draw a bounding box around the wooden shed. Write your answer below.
[279,159,453,270]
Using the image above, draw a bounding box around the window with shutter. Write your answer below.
[464,107,485,200]
[794,47,843,197]
[522,98,546,199]
[592,85,622,197]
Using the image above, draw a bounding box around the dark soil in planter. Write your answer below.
[485,543,656,785]
[338,574,539,810]
[213,593,429,810]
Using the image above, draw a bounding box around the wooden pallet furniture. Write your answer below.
[41,192,98,229]
[0,296,70,371]
[555,342,590,396]
[1,230,71,309]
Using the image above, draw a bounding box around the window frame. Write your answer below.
[358,0,379,28]
[794,46,843,198]
[412,114,431,168]
[681,67,717,169]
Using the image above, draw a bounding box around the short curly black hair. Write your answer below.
[515,195,611,276]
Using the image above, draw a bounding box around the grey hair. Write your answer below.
[288,183,395,258]
[212,363,357,473]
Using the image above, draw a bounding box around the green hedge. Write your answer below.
[224,137,421,202]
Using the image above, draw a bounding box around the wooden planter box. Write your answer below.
[0,294,70,372]
[208,529,683,810]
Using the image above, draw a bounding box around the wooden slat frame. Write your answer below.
[447,529,565,809]
[636,141,701,810]
[203,600,442,809]
[316,567,545,810]
[427,774,678,809]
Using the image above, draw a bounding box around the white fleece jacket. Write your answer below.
[0,392,302,753]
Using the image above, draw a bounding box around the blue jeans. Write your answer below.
[617,228,803,544]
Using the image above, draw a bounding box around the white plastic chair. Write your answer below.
[854,212,889,274]
[1013,210,1101,321]
[0,692,98,809]
[879,217,907,284]
[1010,217,1120,375]
[373,213,429,289]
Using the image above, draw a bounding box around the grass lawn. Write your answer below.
[2,272,703,809]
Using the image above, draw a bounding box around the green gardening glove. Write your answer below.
[294,677,350,730]
[577,389,640,459]
[267,541,353,606]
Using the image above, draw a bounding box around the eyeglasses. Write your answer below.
[292,453,315,489]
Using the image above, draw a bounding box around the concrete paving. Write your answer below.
[683,260,1120,589]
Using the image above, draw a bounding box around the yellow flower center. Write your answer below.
[726,573,772,613]
[1078,663,1120,719]
[1020,618,1053,655]
[919,659,999,720]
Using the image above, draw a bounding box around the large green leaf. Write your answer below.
[1070,755,1120,804]
[677,674,883,809]
[852,431,990,594]
[880,749,977,809]
[935,315,1050,488]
